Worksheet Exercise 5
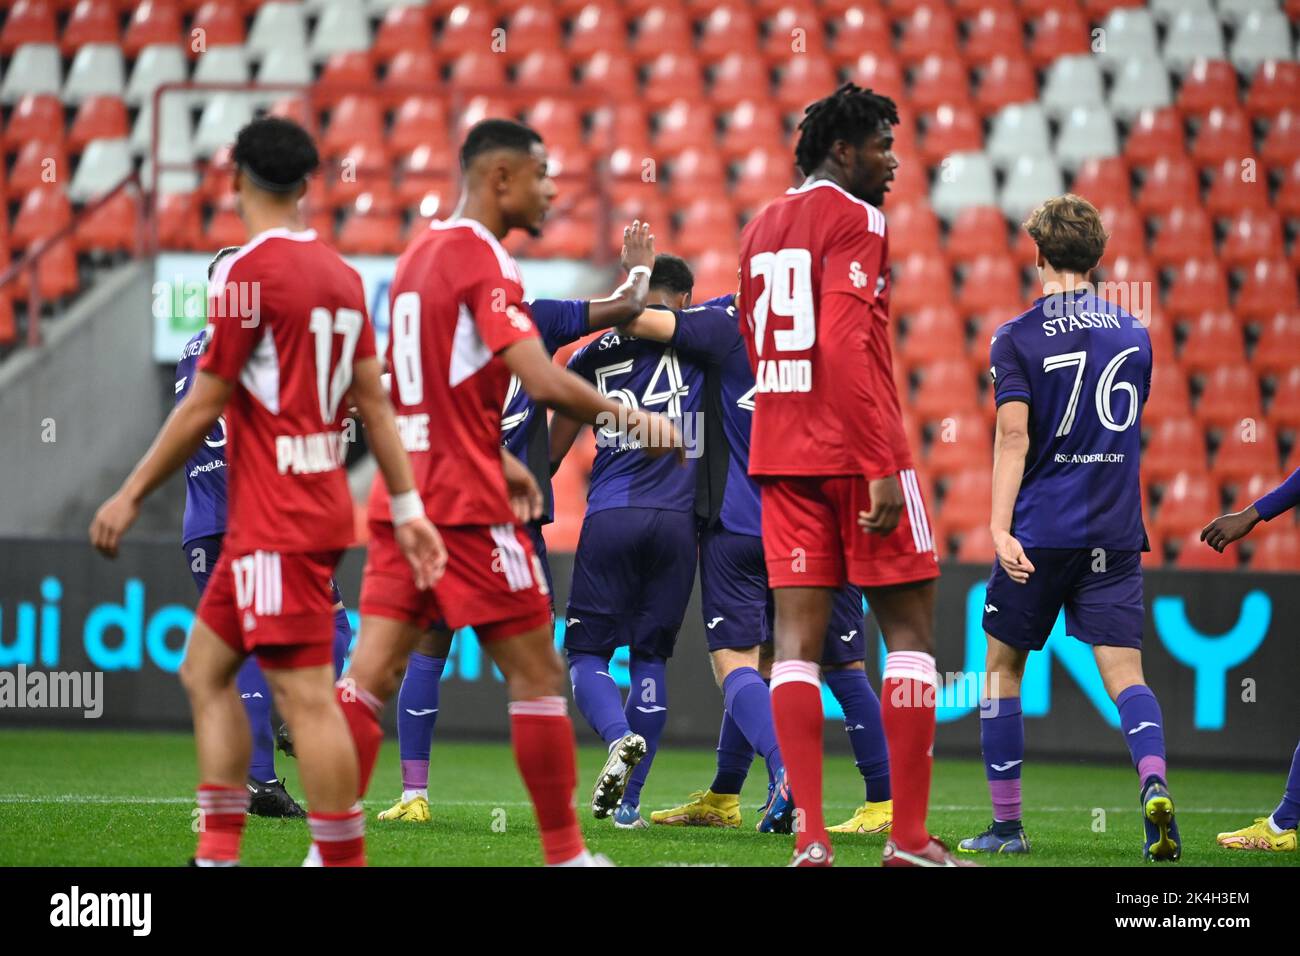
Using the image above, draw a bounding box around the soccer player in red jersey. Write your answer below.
[343,119,681,867]
[90,118,445,867]
[738,84,970,867]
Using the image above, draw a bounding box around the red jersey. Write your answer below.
[199,227,376,553]
[738,179,911,479]
[368,217,540,527]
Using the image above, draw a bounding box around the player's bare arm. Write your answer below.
[584,220,655,328]
[547,411,584,475]
[617,304,676,342]
[990,399,1035,583]
[501,447,543,523]
[1201,505,1261,553]
[90,370,233,558]
[350,354,447,590]
[501,336,684,461]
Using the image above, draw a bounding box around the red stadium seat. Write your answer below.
[1250,526,1300,572]
[691,248,743,300]
[761,6,828,63]
[1276,158,1300,220]
[1096,203,1146,265]
[439,3,494,57]
[74,187,139,254]
[384,49,439,94]
[1251,313,1300,377]
[773,54,838,111]
[925,413,993,480]
[1191,108,1255,167]
[1236,260,1300,322]
[709,53,772,109]
[1195,365,1262,431]
[2,1,58,54]
[11,141,68,195]
[155,190,202,250]
[921,105,982,165]
[912,359,981,421]
[897,4,960,65]
[1204,157,1273,217]
[589,102,651,155]
[1142,364,1193,428]
[568,2,626,56]
[1213,419,1282,484]
[318,52,377,107]
[1136,156,1200,217]
[1166,258,1230,319]
[5,95,66,155]
[396,146,451,206]
[448,51,508,89]
[1174,529,1239,570]
[631,4,692,61]
[1124,108,1187,169]
[732,147,795,209]
[892,254,954,316]
[828,7,890,66]
[946,206,1009,264]
[389,97,448,155]
[503,5,563,58]
[61,0,118,55]
[1246,61,1300,120]
[963,8,1025,66]
[849,53,907,107]
[1176,60,1240,118]
[698,4,759,58]
[327,142,391,207]
[1228,472,1285,514]
[954,526,994,564]
[643,52,705,107]
[1270,368,1300,431]
[514,49,572,89]
[123,0,183,58]
[337,203,403,256]
[900,303,965,369]
[959,255,1024,316]
[1260,110,1300,170]
[191,1,246,49]
[1150,206,1216,269]
[526,97,585,153]
[887,202,943,259]
[1220,208,1285,271]
[1179,311,1246,376]
[665,147,726,203]
[719,101,782,160]
[0,291,14,346]
[911,54,971,113]
[11,238,78,303]
[975,54,1038,117]
[1027,7,1090,68]
[67,95,129,153]
[321,96,384,158]
[1154,472,1218,538]
[1070,157,1132,211]
[940,469,993,536]
[672,197,737,258]
[1144,417,1209,484]
[372,3,432,61]
[653,99,715,157]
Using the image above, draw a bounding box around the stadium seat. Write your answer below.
[962,8,1024,66]
[1109,57,1173,122]
[940,469,993,536]
[321,95,384,157]
[337,204,403,256]
[1204,156,1274,217]
[1055,106,1120,171]
[921,105,982,165]
[731,147,794,209]
[1174,529,1239,570]
[912,359,981,421]
[958,255,1024,316]
[68,137,132,201]
[773,54,838,111]
[1143,364,1193,426]
[1260,110,1300,171]
[697,4,759,59]
[1143,417,1208,482]
[1154,471,1218,537]
[848,52,906,106]
[61,0,119,56]
[1135,155,1200,216]
[448,52,508,89]
[987,103,1052,170]
[1041,55,1105,119]
[925,414,992,480]
[191,1,247,51]
[930,152,997,222]
[946,205,1009,264]
[0,291,14,347]
[568,2,626,57]
[247,2,308,62]
[372,5,432,61]
[1166,258,1230,318]
[1213,419,1282,484]
[383,49,439,92]
[590,101,651,156]
[1178,310,1246,375]
[11,238,78,303]
[1251,313,1300,377]
[513,49,572,90]
[974,54,1038,117]
[1246,61,1300,120]
[1,43,61,104]
[155,189,202,249]
[762,5,828,63]
[651,99,713,157]
[1276,158,1300,220]
[671,197,737,258]
[665,147,726,203]
[67,95,129,154]
[709,53,773,109]
[1218,0,1282,25]
[911,53,971,113]
[123,1,183,59]
[1000,155,1064,221]
[893,254,955,316]
[73,186,139,254]
[1250,525,1300,572]
[719,100,783,160]
[1227,471,1285,514]
[194,93,254,158]
[1123,107,1186,168]
[631,4,692,60]
[1028,6,1090,67]
[1162,10,1226,73]
[1190,107,1255,166]
[828,6,890,66]
[1095,6,1159,71]
[883,202,940,260]
[897,3,960,65]
[1094,203,1144,267]
[11,139,69,195]
[1195,365,1262,431]
[1176,59,1240,118]
[1070,156,1132,210]
[192,43,251,87]
[126,43,188,107]
[1229,10,1293,75]
[204,198,246,249]
[899,303,964,369]
[691,247,743,300]
[1236,259,1300,322]
[5,94,65,155]
[1150,206,1216,270]
[503,5,563,58]
[2,1,59,54]
[1150,0,1213,23]
[643,52,705,107]
[1270,367,1300,431]
[1220,208,1285,271]
[63,43,126,104]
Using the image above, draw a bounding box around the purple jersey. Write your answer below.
[670,293,762,537]
[175,328,228,545]
[990,289,1152,550]
[566,322,704,515]
[500,298,590,524]
[1254,467,1300,521]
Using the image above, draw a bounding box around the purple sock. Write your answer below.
[1116,684,1168,789]
[236,657,277,783]
[710,709,754,795]
[825,668,890,802]
[1272,740,1300,830]
[980,696,1024,825]
[332,607,352,678]
[622,655,668,808]
[568,652,630,745]
[396,653,445,791]
[721,666,784,785]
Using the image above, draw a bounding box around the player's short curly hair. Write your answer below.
[231,117,319,194]
[649,254,694,295]
[794,82,899,176]
[459,119,542,170]
[207,246,241,280]
[1024,194,1109,275]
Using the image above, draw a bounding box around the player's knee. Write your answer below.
[179,653,222,698]
[509,648,566,699]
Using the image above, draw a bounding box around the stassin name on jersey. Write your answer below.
[756,358,812,393]
[1041,311,1126,336]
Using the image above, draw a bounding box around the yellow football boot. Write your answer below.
[1216,817,1297,851]
[376,794,431,823]
[828,800,893,834]
[650,790,741,828]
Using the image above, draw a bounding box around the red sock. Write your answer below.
[195,784,248,864]
[509,697,585,865]
[770,660,826,852]
[336,680,383,799]
[881,651,938,852]
[309,808,366,866]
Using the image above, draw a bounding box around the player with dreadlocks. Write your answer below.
[738,84,969,866]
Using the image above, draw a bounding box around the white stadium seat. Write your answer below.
[1040,56,1106,119]
[257,45,314,86]
[1218,0,1282,27]
[1055,106,1120,171]
[987,103,1052,170]
[193,94,255,158]
[248,2,309,62]
[131,93,195,162]
[1096,7,1160,71]
[368,0,429,10]
[1000,155,1064,221]
[1229,11,1294,74]
[1151,0,1213,23]
[310,2,374,60]
[63,44,127,104]
[69,139,134,203]
[0,43,61,104]
[1162,10,1226,73]
[193,45,252,87]
[930,151,997,222]
[140,158,200,195]
[1109,58,1173,121]
[126,45,189,108]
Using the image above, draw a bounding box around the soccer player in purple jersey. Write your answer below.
[175,246,354,818]
[375,224,658,824]
[958,195,1180,861]
[615,292,893,835]
[1202,469,1300,852]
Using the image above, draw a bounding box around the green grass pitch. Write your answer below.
[0,729,1292,867]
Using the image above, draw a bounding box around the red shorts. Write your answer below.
[360,520,551,640]
[196,549,343,669]
[759,470,940,589]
